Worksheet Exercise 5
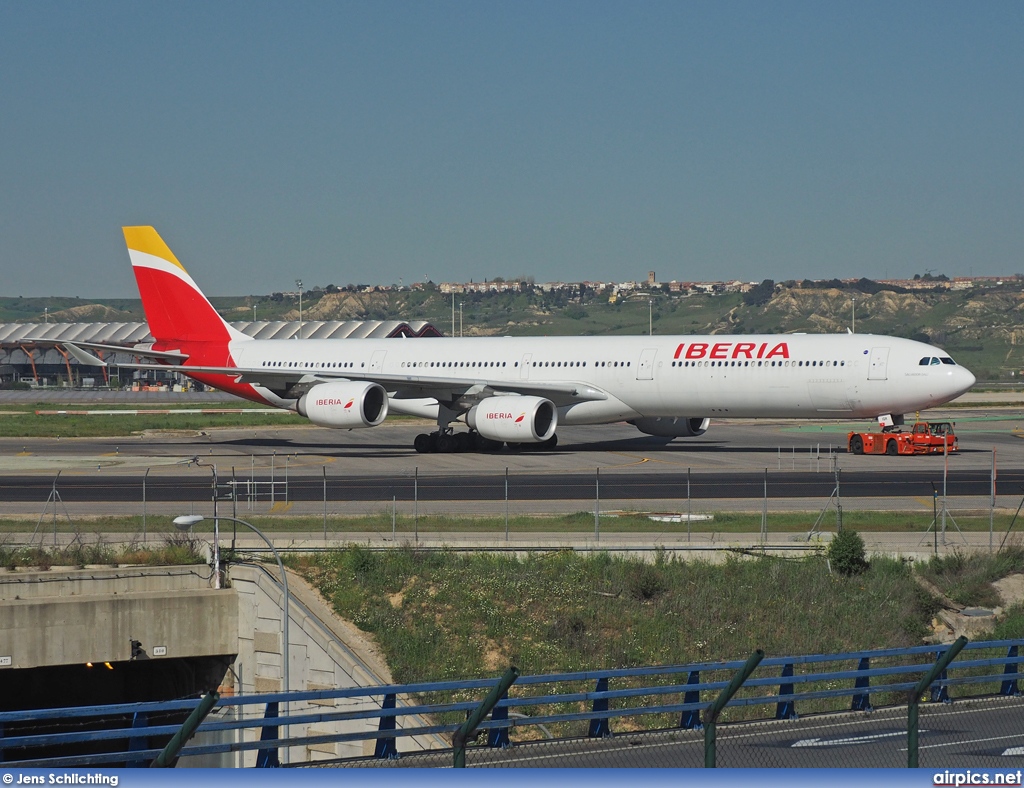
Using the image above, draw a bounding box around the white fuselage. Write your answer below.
[227,333,975,425]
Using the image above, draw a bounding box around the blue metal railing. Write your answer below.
[1,638,1020,767]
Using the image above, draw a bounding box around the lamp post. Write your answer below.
[173,514,290,703]
[295,279,303,338]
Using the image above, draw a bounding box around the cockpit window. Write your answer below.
[940,357,956,365]
[919,357,931,366]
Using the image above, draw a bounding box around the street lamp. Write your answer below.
[173,514,290,702]
[295,279,303,339]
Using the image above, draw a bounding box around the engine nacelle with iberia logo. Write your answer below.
[297,381,389,429]
[467,396,557,444]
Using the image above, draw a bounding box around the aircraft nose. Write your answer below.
[955,365,976,395]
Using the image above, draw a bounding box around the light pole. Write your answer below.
[295,279,303,338]
[173,514,291,709]
[649,298,653,336]
[459,302,464,337]
[851,297,856,333]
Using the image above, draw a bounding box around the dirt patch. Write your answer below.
[993,573,1024,607]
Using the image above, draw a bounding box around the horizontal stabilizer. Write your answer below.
[62,342,107,367]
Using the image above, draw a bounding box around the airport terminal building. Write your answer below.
[0,319,443,388]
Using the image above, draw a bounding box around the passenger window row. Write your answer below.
[670,360,846,368]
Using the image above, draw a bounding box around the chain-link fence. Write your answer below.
[0,460,1015,559]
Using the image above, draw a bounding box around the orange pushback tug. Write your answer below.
[847,421,958,456]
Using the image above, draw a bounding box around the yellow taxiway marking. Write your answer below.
[607,453,651,466]
[269,502,293,513]
[17,451,31,456]
[914,496,935,508]
[608,452,723,469]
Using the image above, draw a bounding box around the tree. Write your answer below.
[742,279,776,307]
[828,529,868,576]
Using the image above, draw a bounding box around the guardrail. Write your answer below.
[1,639,1021,768]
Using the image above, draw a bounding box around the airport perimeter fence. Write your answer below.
[0,457,1017,556]
[3,640,1024,768]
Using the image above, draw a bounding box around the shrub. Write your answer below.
[828,529,868,576]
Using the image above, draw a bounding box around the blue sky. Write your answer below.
[1,1,1021,297]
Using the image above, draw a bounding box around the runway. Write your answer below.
[0,467,1019,503]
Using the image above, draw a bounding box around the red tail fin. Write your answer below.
[122,227,244,345]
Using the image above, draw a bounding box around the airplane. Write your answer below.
[58,226,977,453]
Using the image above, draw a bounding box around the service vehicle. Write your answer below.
[847,421,957,456]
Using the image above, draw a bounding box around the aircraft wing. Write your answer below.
[115,362,609,404]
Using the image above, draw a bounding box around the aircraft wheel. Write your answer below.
[849,435,864,455]
[413,433,434,453]
[886,439,899,456]
[436,434,457,453]
[542,433,558,450]
[454,432,472,452]
[477,437,502,452]
[505,442,521,453]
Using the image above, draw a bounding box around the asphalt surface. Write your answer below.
[1,468,1020,503]
[372,697,1024,768]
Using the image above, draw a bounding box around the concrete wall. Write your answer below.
[0,566,236,668]
[0,563,443,766]
[224,562,444,765]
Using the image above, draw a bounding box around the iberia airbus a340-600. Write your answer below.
[56,227,976,453]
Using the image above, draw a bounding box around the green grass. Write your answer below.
[0,408,305,437]
[0,532,205,569]
[293,547,943,729]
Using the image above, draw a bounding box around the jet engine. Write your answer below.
[297,381,389,429]
[630,416,710,438]
[467,396,557,444]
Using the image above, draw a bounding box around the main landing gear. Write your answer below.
[413,431,559,453]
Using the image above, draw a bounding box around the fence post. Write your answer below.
[908,636,967,768]
[150,691,220,768]
[142,468,149,543]
[1001,645,1020,696]
[453,666,520,768]
[704,646,761,765]
[255,701,281,768]
[680,670,702,729]
[594,468,600,541]
[704,650,764,768]
[588,677,612,738]
[127,712,149,768]
[322,465,327,541]
[775,663,797,719]
[374,693,399,759]
[851,656,873,711]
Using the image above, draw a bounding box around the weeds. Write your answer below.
[918,546,1024,608]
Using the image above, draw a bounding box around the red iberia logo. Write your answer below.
[316,398,356,408]
[673,341,790,360]
[487,412,527,422]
